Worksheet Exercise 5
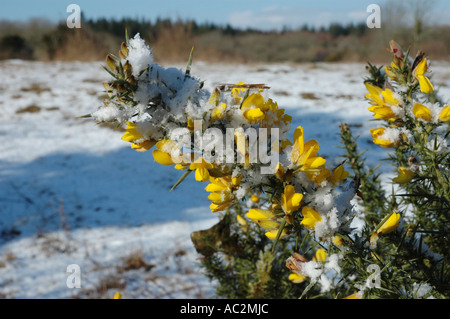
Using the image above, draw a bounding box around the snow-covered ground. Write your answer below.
[0,58,449,298]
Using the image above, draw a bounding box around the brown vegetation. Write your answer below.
[1,15,449,64]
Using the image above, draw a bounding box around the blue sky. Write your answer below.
[1,0,449,30]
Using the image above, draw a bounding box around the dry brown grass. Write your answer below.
[20,84,51,94]
[50,29,110,62]
[300,92,321,100]
[1,18,449,64]
[118,250,155,272]
[16,105,41,114]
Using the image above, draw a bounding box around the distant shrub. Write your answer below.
[0,34,33,60]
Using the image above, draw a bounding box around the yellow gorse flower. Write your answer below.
[241,93,266,124]
[370,127,398,148]
[265,228,288,240]
[365,83,384,105]
[365,83,401,122]
[274,162,285,181]
[209,202,232,213]
[300,206,322,230]
[246,208,288,240]
[275,107,292,126]
[211,103,227,121]
[152,139,181,165]
[208,190,233,205]
[239,92,290,126]
[208,88,221,105]
[205,175,239,212]
[313,248,327,262]
[329,164,349,185]
[439,105,450,122]
[412,103,432,122]
[377,212,401,235]
[344,291,362,299]
[392,167,415,184]
[368,106,398,122]
[251,194,260,203]
[291,126,326,174]
[381,88,401,107]
[231,81,247,104]
[208,89,227,122]
[289,272,306,284]
[122,121,156,152]
[413,57,434,93]
[121,122,142,143]
[332,235,343,247]
[130,140,157,152]
[190,157,214,182]
[244,108,265,123]
[281,185,303,215]
[257,219,282,230]
[236,214,248,231]
[384,61,400,81]
[305,166,331,185]
[246,208,275,220]
[370,212,401,248]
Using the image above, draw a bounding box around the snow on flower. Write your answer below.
[126,33,154,78]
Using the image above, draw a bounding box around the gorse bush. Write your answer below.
[89,33,449,299]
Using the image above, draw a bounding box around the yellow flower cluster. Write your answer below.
[97,35,353,247]
[365,41,450,185]
[367,42,450,146]
[120,84,351,241]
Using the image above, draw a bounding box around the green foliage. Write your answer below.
[364,62,386,88]
[338,124,449,298]
[193,209,310,299]
[338,124,390,225]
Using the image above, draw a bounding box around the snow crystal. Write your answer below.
[314,208,340,240]
[91,103,135,124]
[318,274,332,293]
[391,104,405,119]
[312,186,334,212]
[91,104,122,122]
[127,33,154,78]
[426,135,448,154]
[428,103,444,123]
[412,282,433,298]
[325,253,342,274]
[378,127,400,144]
[236,182,250,200]
[301,261,322,280]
